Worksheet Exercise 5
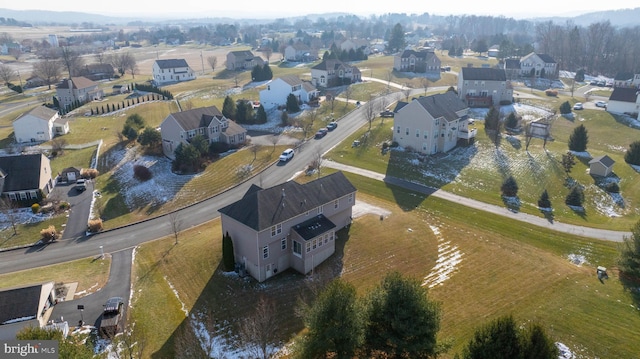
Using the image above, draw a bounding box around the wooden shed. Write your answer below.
[59,167,81,183]
[588,155,615,177]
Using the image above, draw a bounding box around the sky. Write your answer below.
[2,1,638,19]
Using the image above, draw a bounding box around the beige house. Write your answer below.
[310,59,361,87]
[160,106,247,159]
[284,42,314,62]
[13,105,69,143]
[519,52,557,79]
[457,67,513,107]
[226,50,264,71]
[0,281,57,340]
[589,155,615,177]
[0,153,54,204]
[55,76,103,111]
[218,172,356,282]
[392,91,475,155]
[393,49,441,73]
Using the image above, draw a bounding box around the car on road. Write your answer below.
[75,179,87,192]
[595,101,607,108]
[326,121,338,131]
[100,297,124,337]
[573,103,583,110]
[279,148,294,162]
[315,128,328,139]
[380,110,394,118]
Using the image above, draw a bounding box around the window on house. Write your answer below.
[293,241,302,256]
[312,239,317,250]
[396,126,400,134]
[29,191,37,199]
[20,192,27,200]
[263,246,269,259]
[334,200,339,209]
[348,193,353,202]
[424,131,428,139]
[406,128,409,135]
[281,238,287,250]
[271,223,282,236]
[306,242,311,253]
[8,193,16,200]
[416,129,420,137]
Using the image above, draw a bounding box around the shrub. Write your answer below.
[133,165,152,181]
[605,182,620,193]
[624,141,640,165]
[382,142,389,150]
[565,185,584,207]
[40,225,58,242]
[80,168,100,179]
[58,202,70,210]
[501,176,519,197]
[31,203,40,214]
[87,219,103,233]
[390,141,399,148]
[545,89,558,97]
[559,101,572,114]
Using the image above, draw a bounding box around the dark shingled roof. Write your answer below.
[155,59,190,69]
[536,53,556,63]
[169,106,225,131]
[56,76,97,90]
[413,91,467,122]
[614,72,634,81]
[219,171,356,231]
[398,49,436,60]
[0,284,42,324]
[461,67,507,81]
[589,155,615,167]
[292,214,336,241]
[311,59,349,71]
[504,58,520,69]
[0,154,46,192]
[609,88,639,103]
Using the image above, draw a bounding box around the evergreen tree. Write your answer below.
[462,315,521,359]
[561,151,576,174]
[236,101,249,123]
[505,112,518,130]
[251,64,263,81]
[387,23,406,53]
[568,124,588,152]
[484,106,501,132]
[262,64,273,80]
[521,323,559,359]
[538,189,551,208]
[137,127,161,147]
[256,105,267,124]
[222,96,236,119]
[501,176,519,197]
[222,232,235,272]
[299,280,364,359]
[559,101,572,114]
[618,220,640,281]
[281,111,289,126]
[173,143,200,173]
[565,185,584,207]
[17,326,94,358]
[286,93,301,113]
[624,141,640,165]
[122,124,138,141]
[190,135,209,157]
[364,272,441,358]
[574,69,585,82]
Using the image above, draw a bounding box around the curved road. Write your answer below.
[0,91,630,276]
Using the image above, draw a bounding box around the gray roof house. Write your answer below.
[393,49,441,73]
[589,155,615,177]
[218,171,356,282]
[152,59,196,86]
[55,76,103,111]
[519,52,557,79]
[0,282,57,340]
[393,91,475,155]
[606,87,640,119]
[310,59,361,87]
[13,105,69,143]
[0,153,54,204]
[457,67,513,107]
[160,106,247,159]
[226,50,264,71]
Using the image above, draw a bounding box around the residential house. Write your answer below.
[55,77,103,111]
[503,58,521,80]
[310,59,361,87]
[0,282,57,340]
[226,50,264,71]
[0,153,53,204]
[338,39,371,55]
[160,106,247,159]
[77,63,114,81]
[606,87,640,119]
[112,84,129,95]
[284,42,315,62]
[0,42,21,55]
[519,52,557,79]
[613,72,640,89]
[392,91,475,155]
[457,67,513,107]
[393,49,441,73]
[589,155,615,177]
[152,59,196,86]
[13,105,69,143]
[259,75,319,110]
[487,45,500,58]
[24,76,45,89]
[218,171,356,282]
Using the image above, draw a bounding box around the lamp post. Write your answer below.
[99,245,104,259]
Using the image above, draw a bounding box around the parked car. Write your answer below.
[380,110,394,118]
[573,103,583,110]
[326,121,338,131]
[595,101,607,108]
[315,128,328,139]
[75,179,87,192]
[100,297,124,337]
[279,148,294,162]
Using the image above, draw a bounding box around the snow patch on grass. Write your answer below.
[422,225,463,288]
[164,276,188,317]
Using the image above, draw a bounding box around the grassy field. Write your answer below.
[126,172,639,358]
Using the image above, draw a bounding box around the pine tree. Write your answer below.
[618,220,640,281]
[559,101,572,114]
[561,152,576,174]
[538,189,551,208]
[568,124,588,152]
[624,141,640,165]
[222,232,235,272]
[484,106,501,132]
[565,185,584,207]
[256,105,267,124]
[222,96,236,119]
[501,176,519,197]
[462,315,521,359]
[286,93,300,113]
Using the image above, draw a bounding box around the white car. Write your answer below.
[595,101,607,108]
[279,148,294,162]
[573,103,583,110]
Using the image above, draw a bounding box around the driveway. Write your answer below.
[47,180,94,241]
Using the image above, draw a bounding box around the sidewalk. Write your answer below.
[323,160,629,242]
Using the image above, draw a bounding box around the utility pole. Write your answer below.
[200,51,205,75]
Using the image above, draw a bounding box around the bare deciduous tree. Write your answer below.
[168,211,182,245]
[50,138,67,155]
[206,56,217,72]
[32,57,63,90]
[343,85,353,108]
[0,198,19,236]
[8,47,21,61]
[364,97,377,132]
[313,148,324,178]
[0,64,16,85]
[269,134,280,153]
[250,144,260,163]
[260,48,273,63]
[59,46,84,77]
[421,77,430,96]
[239,296,279,359]
[402,83,412,101]
[111,52,136,77]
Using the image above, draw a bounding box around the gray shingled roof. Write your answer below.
[279,75,303,86]
[589,155,615,167]
[292,214,336,241]
[0,154,46,192]
[536,53,556,63]
[0,284,42,324]
[155,59,190,69]
[312,59,346,71]
[461,67,507,81]
[609,88,638,103]
[504,58,520,69]
[218,171,356,231]
[414,91,468,122]
[16,105,58,122]
[56,76,97,90]
[399,49,435,59]
[169,106,224,131]
[223,120,247,136]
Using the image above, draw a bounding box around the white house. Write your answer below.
[284,42,314,62]
[606,87,640,119]
[392,91,476,155]
[310,59,361,87]
[152,59,196,86]
[259,75,319,110]
[160,106,247,159]
[457,67,513,107]
[0,282,57,340]
[519,52,557,79]
[338,39,371,55]
[13,106,69,143]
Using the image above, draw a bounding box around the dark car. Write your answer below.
[326,122,338,131]
[315,128,328,138]
[380,110,394,118]
[100,297,124,337]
